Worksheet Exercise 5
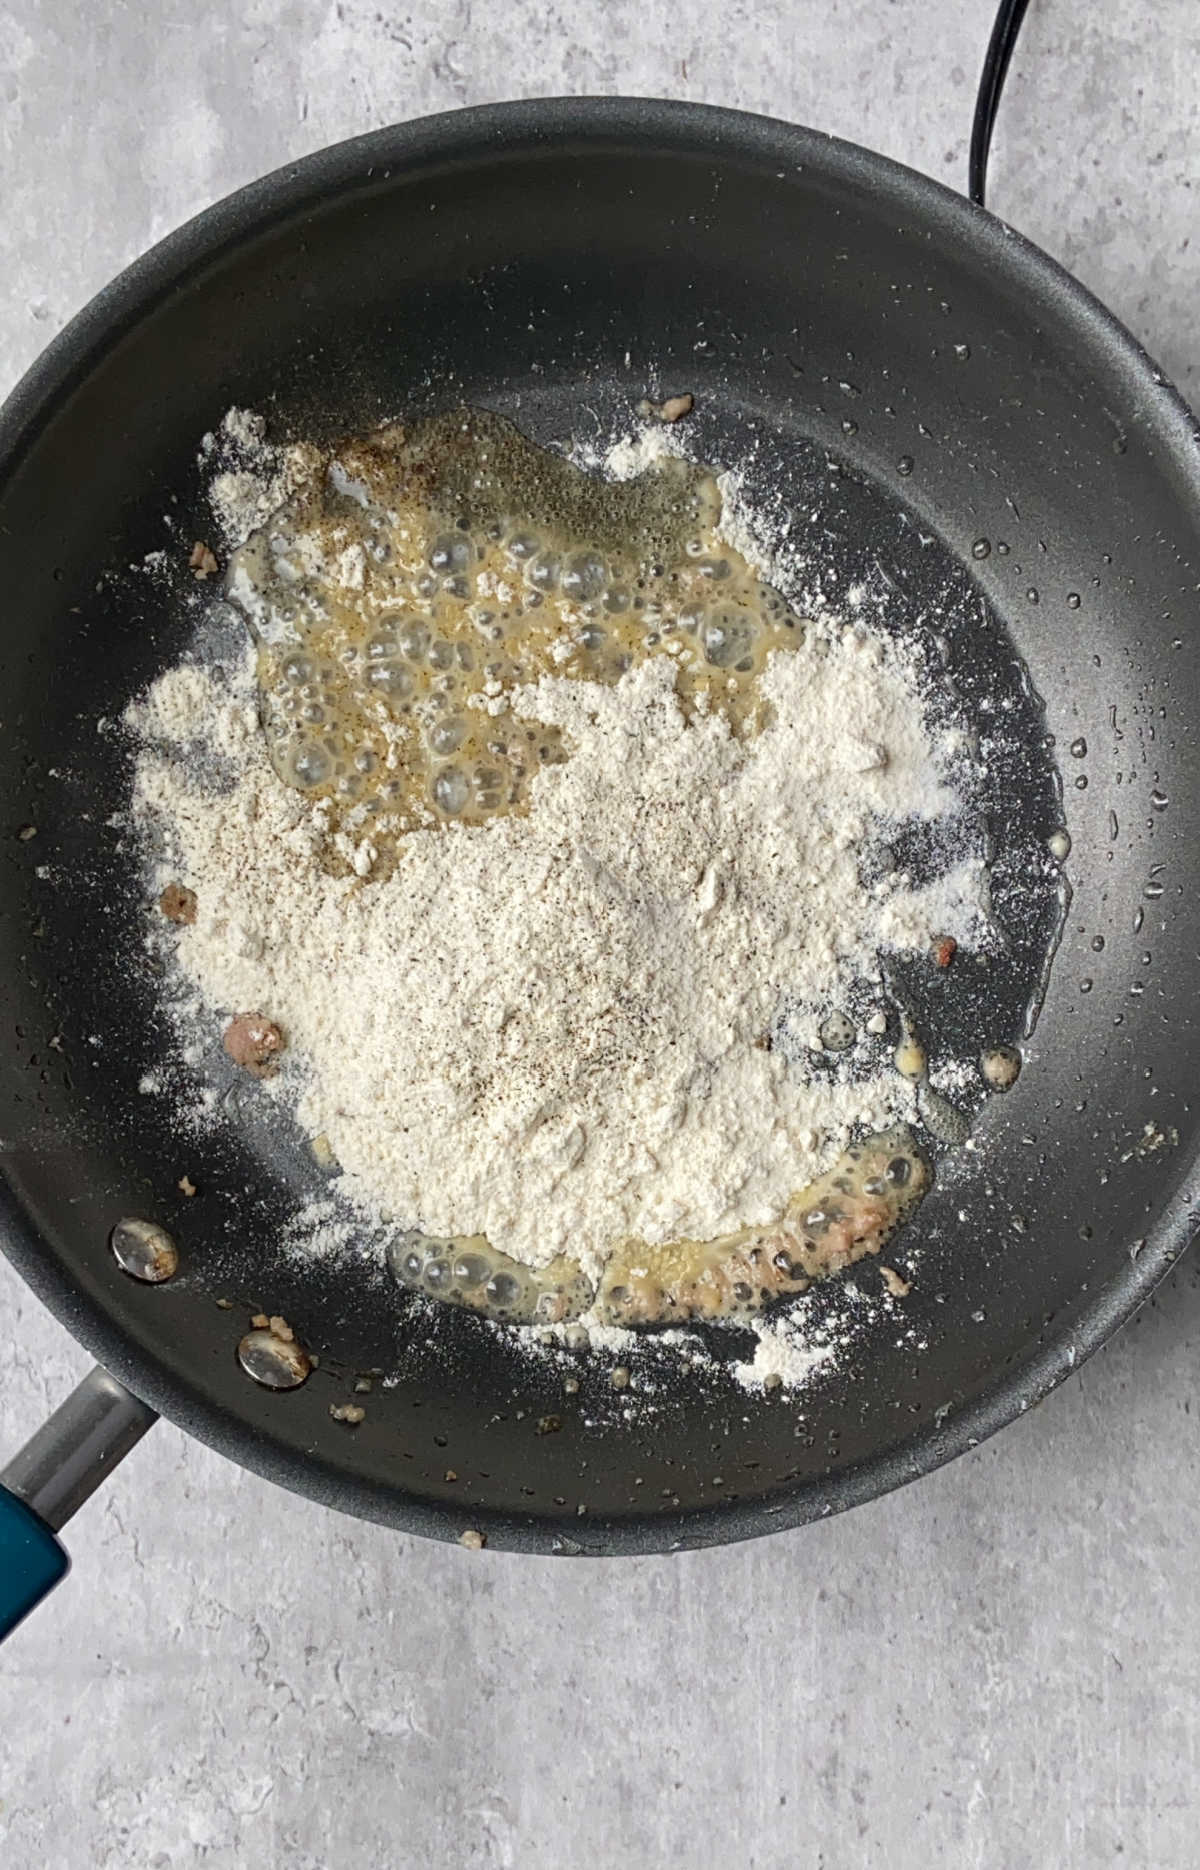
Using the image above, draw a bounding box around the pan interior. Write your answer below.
[1,106,1196,1550]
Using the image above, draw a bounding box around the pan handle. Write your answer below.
[0,1366,156,1640]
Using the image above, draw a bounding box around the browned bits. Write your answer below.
[189,540,219,578]
[329,1402,366,1425]
[880,1265,912,1298]
[459,1528,486,1550]
[223,1012,286,1077]
[177,1174,197,1197]
[609,1366,631,1390]
[159,881,198,925]
[268,1314,294,1341]
[980,1044,1021,1091]
[932,935,957,968]
[535,1414,562,1436]
[17,824,37,842]
[653,393,694,423]
[251,1312,270,1329]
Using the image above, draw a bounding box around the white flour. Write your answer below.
[130,628,986,1277]
[124,412,995,1386]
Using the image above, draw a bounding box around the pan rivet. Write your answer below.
[237,1328,311,1390]
[110,1217,179,1283]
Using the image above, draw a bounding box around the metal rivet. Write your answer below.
[110,1217,179,1283]
[237,1328,311,1390]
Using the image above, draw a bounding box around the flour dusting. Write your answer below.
[122,408,1010,1390]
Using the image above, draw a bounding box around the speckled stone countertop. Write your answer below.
[2,3,1199,1864]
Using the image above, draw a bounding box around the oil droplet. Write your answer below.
[1091,935,1105,952]
[1069,737,1087,758]
[971,538,991,560]
[953,343,971,362]
[819,1010,856,1051]
[841,418,858,436]
[1073,774,1088,790]
[1144,880,1165,900]
[1026,587,1040,605]
[1150,789,1168,810]
[1108,810,1118,841]
[897,455,914,477]
[1080,978,1093,993]
[1066,592,1081,609]
[1133,906,1144,933]
[996,541,1010,556]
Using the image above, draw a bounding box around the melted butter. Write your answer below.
[230,408,934,1331]
[595,1126,928,1325]
[387,1127,928,1329]
[229,407,807,877]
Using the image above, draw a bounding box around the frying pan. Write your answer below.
[3,56,1199,1626]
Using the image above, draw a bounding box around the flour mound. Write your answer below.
[129,615,987,1280]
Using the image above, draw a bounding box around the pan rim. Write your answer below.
[1,95,1196,1554]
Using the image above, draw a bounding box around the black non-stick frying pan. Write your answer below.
[3,22,1199,1629]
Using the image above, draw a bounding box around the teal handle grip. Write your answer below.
[0,1484,68,1640]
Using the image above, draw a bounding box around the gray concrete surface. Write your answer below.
[2,2,1199,1864]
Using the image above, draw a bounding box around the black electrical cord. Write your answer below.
[969,0,1034,207]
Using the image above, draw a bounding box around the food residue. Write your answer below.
[160,881,198,925]
[223,1012,285,1077]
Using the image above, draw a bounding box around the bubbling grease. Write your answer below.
[386,1127,927,1329]
[228,408,934,1330]
[230,407,809,875]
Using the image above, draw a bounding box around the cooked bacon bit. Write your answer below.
[268,1314,294,1342]
[159,881,198,924]
[932,935,957,968]
[329,1402,366,1425]
[177,1174,197,1197]
[251,1312,270,1329]
[881,1265,912,1298]
[459,1528,486,1550]
[189,541,219,578]
[654,393,693,423]
[223,1012,285,1077]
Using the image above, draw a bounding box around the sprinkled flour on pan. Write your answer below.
[124,406,1006,1387]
